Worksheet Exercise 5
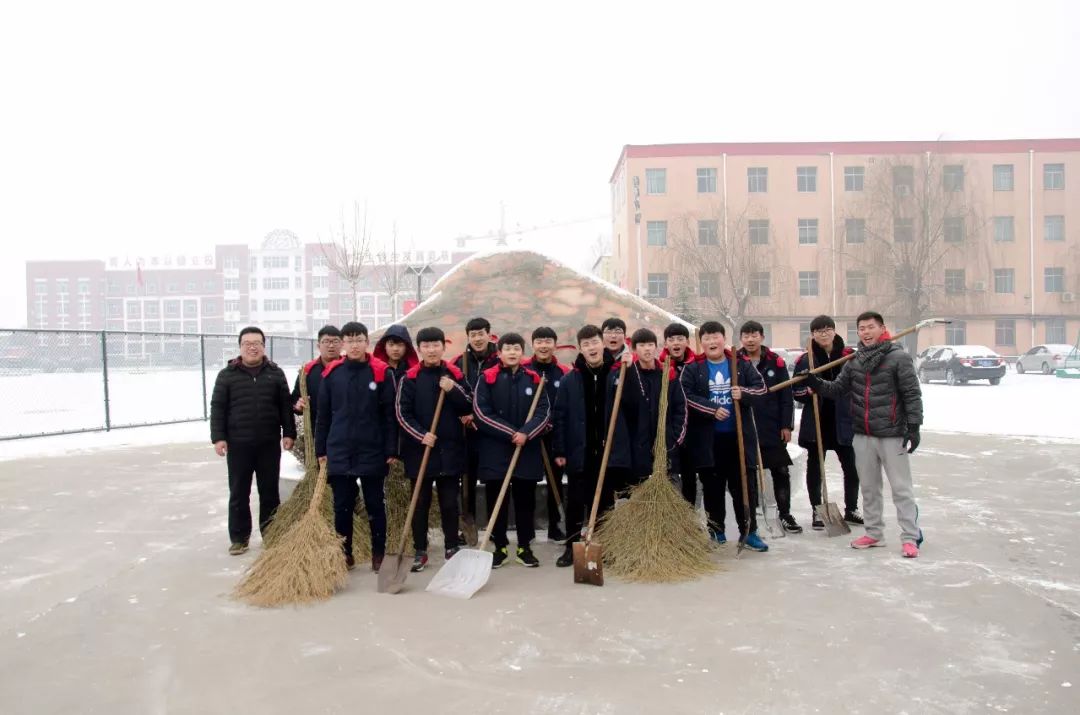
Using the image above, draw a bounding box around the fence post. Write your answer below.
[200,334,208,420]
[101,330,112,431]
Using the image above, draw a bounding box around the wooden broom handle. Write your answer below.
[807,339,831,507]
[477,376,547,551]
[393,390,446,556]
[730,352,750,515]
[583,360,627,545]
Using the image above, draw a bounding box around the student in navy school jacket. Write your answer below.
[522,325,571,542]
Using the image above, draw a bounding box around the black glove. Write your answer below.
[903,425,920,453]
[794,369,822,389]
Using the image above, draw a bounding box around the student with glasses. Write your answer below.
[291,325,342,429]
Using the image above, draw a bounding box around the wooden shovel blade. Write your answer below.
[572,542,604,586]
[376,553,410,594]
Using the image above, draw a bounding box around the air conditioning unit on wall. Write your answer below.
[1063,291,1076,303]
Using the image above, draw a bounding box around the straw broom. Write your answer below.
[234,376,348,607]
[263,369,372,561]
[385,457,444,558]
[594,356,717,583]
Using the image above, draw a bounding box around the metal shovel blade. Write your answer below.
[377,553,411,594]
[425,548,493,599]
[572,542,604,586]
[816,503,850,537]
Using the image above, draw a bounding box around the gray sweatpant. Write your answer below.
[852,434,920,543]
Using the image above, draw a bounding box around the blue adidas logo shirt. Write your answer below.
[707,358,736,433]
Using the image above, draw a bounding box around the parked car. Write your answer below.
[914,345,946,373]
[918,345,1006,386]
[776,347,807,367]
[1015,344,1080,374]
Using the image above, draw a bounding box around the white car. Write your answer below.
[1015,344,1080,374]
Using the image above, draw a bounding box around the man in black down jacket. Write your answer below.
[737,321,798,533]
[800,311,924,558]
[395,327,472,571]
[210,326,296,555]
[315,322,398,571]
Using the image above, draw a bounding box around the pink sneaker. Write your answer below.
[850,535,884,549]
[902,542,919,559]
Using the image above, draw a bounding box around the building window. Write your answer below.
[311,276,329,289]
[311,255,328,269]
[646,221,668,247]
[944,269,966,295]
[314,298,329,311]
[223,278,239,291]
[1045,215,1065,242]
[993,268,1015,294]
[203,300,216,315]
[993,216,1015,242]
[798,218,818,245]
[56,279,69,294]
[107,301,122,318]
[943,165,965,192]
[844,166,864,191]
[846,325,858,347]
[748,219,769,245]
[34,279,47,295]
[993,164,1014,191]
[223,256,239,270]
[204,280,215,292]
[145,302,159,319]
[698,272,718,297]
[183,300,197,318]
[1046,318,1067,344]
[893,165,914,195]
[846,271,867,296]
[263,299,289,311]
[645,168,666,195]
[895,266,914,294]
[845,218,865,244]
[697,168,717,193]
[295,256,303,271]
[894,218,914,243]
[165,300,181,318]
[946,320,967,344]
[250,278,257,290]
[224,300,240,312]
[1044,163,1065,190]
[340,296,354,311]
[294,277,302,289]
[698,220,719,246]
[295,298,303,310]
[796,166,817,192]
[747,167,768,193]
[126,301,141,319]
[263,277,289,290]
[263,256,289,269]
[799,322,812,347]
[647,273,669,298]
[995,319,1016,347]
[798,271,819,297]
[250,257,258,272]
[185,281,197,293]
[944,216,965,244]
[1044,267,1065,293]
[145,280,157,294]
[750,272,770,297]
[356,296,374,314]
[166,282,178,294]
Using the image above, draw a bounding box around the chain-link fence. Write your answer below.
[0,329,316,440]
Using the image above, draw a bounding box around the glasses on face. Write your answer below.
[319,338,342,346]
[812,328,835,336]
[603,329,625,336]
[241,341,264,349]
[343,337,367,346]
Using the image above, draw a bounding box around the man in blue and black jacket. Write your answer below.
[315,321,398,572]
[473,333,551,569]
[522,325,571,542]
[452,317,500,536]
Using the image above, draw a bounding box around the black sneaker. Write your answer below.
[811,517,825,531]
[516,546,540,567]
[410,551,428,573]
[492,546,509,569]
[844,510,865,525]
[781,515,803,534]
[547,526,566,542]
[444,546,460,561]
[556,544,574,568]
[345,553,356,570]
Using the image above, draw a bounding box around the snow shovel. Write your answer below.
[378,391,446,594]
[730,353,753,557]
[427,376,547,599]
[539,442,566,539]
[460,473,478,547]
[574,360,627,586]
[749,411,784,539]
[806,338,849,537]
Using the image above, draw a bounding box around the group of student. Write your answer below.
[218,307,925,573]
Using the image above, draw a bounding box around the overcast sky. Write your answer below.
[2,0,1077,326]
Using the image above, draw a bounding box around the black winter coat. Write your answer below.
[291,358,332,433]
[680,350,766,470]
[552,352,614,475]
[605,360,687,479]
[736,347,794,450]
[452,343,500,392]
[395,361,472,477]
[793,337,855,448]
[210,357,296,445]
[314,355,397,476]
[815,340,923,437]
[473,364,551,481]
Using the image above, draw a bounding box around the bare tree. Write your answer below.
[669,200,788,333]
[839,153,986,349]
[320,202,375,321]
[371,222,404,323]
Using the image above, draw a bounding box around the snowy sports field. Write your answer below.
[1,373,1079,713]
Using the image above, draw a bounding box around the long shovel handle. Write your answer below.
[540,442,563,509]
[393,390,446,556]
[769,318,950,392]
[806,339,832,508]
[748,410,769,520]
[730,353,751,530]
[583,360,627,545]
[477,376,547,551]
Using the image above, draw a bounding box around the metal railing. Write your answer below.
[0,329,316,440]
